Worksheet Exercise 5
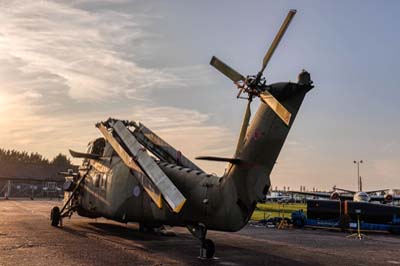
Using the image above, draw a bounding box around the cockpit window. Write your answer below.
[86,142,94,154]
[92,138,105,155]
[361,194,369,201]
[87,138,106,155]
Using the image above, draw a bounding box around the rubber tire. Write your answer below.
[51,206,60,227]
[202,239,215,258]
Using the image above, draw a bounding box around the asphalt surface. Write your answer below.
[1,200,400,266]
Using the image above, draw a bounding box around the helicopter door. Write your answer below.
[84,138,108,212]
[82,169,99,212]
[85,169,108,212]
[98,172,108,200]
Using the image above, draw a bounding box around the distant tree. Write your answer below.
[29,152,49,164]
[51,153,73,168]
[0,148,73,167]
[0,148,49,164]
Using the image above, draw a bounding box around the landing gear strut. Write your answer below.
[187,223,215,258]
[50,171,86,227]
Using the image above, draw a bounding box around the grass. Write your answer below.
[251,202,307,221]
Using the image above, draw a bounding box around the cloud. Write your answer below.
[0,1,182,102]
[131,106,235,153]
[0,103,235,174]
[0,1,235,175]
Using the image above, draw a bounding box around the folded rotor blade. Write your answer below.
[260,91,292,126]
[108,121,187,213]
[261,9,296,73]
[97,123,163,209]
[235,100,251,156]
[210,56,245,82]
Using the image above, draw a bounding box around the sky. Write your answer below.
[0,0,399,191]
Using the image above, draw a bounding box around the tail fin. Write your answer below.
[222,71,314,217]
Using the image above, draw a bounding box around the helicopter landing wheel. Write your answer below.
[187,224,216,258]
[200,238,215,258]
[50,206,61,227]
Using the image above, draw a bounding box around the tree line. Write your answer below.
[0,148,73,168]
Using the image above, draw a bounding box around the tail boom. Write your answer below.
[217,76,313,230]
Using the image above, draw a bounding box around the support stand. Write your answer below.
[347,215,368,240]
[277,203,289,229]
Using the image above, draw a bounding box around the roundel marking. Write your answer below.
[133,185,141,197]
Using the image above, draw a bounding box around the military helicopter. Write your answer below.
[50,9,314,258]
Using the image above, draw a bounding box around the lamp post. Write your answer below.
[353,160,363,191]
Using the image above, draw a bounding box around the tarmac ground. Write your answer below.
[1,199,400,266]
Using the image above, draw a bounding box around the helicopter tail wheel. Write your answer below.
[50,206,61,227]
[200,238,215,259]
[187,224,216,259]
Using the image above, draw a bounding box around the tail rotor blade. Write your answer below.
[210,56,245,82]
[260,91,292,126]
[261,9,296,73]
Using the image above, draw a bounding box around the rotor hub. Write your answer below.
[235,75,268,99]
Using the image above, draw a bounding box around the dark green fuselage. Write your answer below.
[77,81,313,232]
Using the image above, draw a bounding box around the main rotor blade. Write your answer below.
[210,56,245,82]
[261,9,296,73]
[69,149,101,160]
[235,99,252,156]
[260,91,292,126]
[195,156,241,164]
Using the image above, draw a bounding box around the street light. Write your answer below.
[354,160,363,191]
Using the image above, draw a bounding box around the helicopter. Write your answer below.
[50,9,314,258]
